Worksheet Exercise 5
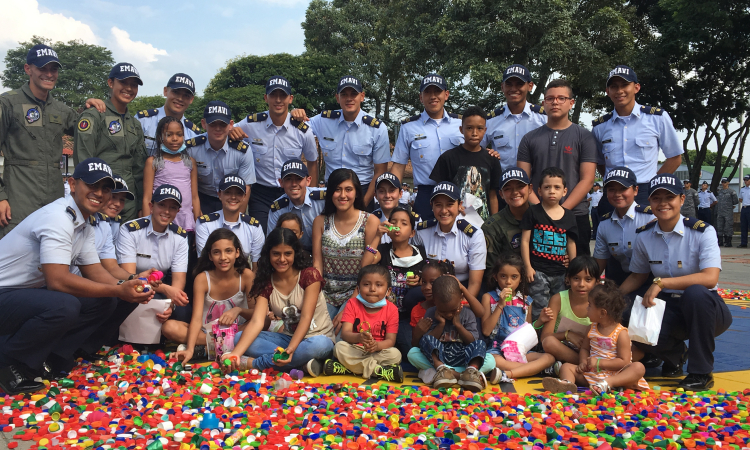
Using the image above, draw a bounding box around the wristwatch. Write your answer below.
[653,277,664,289]
[117,279,126,285]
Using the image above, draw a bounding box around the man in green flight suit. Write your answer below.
[74,63,148,221]
[0,44,105,238]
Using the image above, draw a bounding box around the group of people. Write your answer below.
[0,44,733,395]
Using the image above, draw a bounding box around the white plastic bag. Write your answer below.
[628,295,666,346]
[500,322,539,363]
[119,299,172,344]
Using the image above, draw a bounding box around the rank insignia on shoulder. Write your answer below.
[636,219,658,233]
[245,112,269,123]
[635,204,652,214]
[198,212,220,224]
[683,217,707,231]
[169,222,188,237]
[183,118,202,133]
[136,109,159,119]
[66,206,77,221]
[128,218,151,231]
[241,214,261,227]
[486,107,505,119]
[417,219,437,230]
[309,189,326,201]
[530,104,545,114]
[372,209,383,219]
[290,118,309,132]
[640,105,664,115]
[401,114,421,124]
[592,113,613,127]
[410,210,420,220]
[271,197,290,211]
[229,139,249,153]
[321,110,342,119]
[185,135,207,148]
[361,115,382,127]
[448,112,462,120]
[601,212,612,219]
[457,219,476,237]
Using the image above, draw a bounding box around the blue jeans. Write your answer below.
[233,331,334,371]
[416,334,488,369]
[407,346,496,373]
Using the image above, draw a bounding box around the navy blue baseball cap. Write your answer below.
[280,159,309,179]
[420,73,447,92]
[203,100,232,124]
[502,64,532,83]
[431,182,460,201]
[721,177,729,183]
[500,166,531,188]
[167,73,195,94]
[152,184,182,206]
[607,65,638,85]
[604,166,637,188]
[375,172,401,189]
[744,174,750,181]
[109,63,143,85]
[112,174,135,201]
[266,76,292,95]
[73,158,116,188]
[219,175,247,193]
[337,76,363,94]
[648,173,683,197]
[26,44,61,68]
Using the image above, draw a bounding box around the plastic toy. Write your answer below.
[273,346,289,362]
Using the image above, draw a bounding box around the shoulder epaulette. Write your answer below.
[683,217,707,232]
[197,212,221,224]
[448,113,462,120]
[635,204,652,214]
[401,114,421,124]
[321,110,341,119]
[309,189,326,201]
[486,106,505,119]
[127,218,151,231]
[113,214,123,224]
[636,219,658,233]
[410,210,420,221]
[456,219,476,237]
[169,222,188,237]
[185,135,207,148]
[361,115,382,128]
[417,218,437,230]
[372,209,383,219]
[530,104,545,114]
[66,206,77,222]
[640,105,664,115]
[601,212,612,220]
[244,112,268,123]
[183,118,201,133]
[592,113,613,127]
[228,139,249,153]
[136,109,159,119]
[271,197,290,212]
[241,214,261,227]
[88,212,106,226]
[290,117,309,132]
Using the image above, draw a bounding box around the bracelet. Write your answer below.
[596,358,601,373]
[128,274,137,281]
[533,319,544,330]
[117,279,126,285]
[565,330,570,341]
[365,245,377,255]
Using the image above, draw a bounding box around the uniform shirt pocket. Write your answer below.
[251,140,270,155]
[635,137,657,158]
[352,144,372,165]
[282,143,303,159]
[319,139,337,158]
[493,135,510,148]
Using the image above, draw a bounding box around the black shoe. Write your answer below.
[0,365,46,395]
[677,373,714,390]
[641,353,663,369]
[40,362,67,382]
[662,346,688,377]
[74,349,105,364]
[738,244,748,248]
[724,236,734,247]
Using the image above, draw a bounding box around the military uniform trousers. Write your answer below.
[247,184,285,234]
[741,206,750,246]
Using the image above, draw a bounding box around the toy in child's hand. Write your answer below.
[385,225,400,232]
[135,278,150,293]
[148,271,164,283]
[273,346,290,362]
[406,271,414,278]
[223,355,238,367]
[135,270,165,293]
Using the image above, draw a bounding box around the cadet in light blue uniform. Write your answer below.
[195,175,265,268]
[230,76,319,233]
[136,73,202,156]
[69,211,114,277]
[391,74,464,220]
[739,174,750,247]
[620,173,732,391]
[104,175,134,245]
[0,159,151,394]
[187,101,256,215]
[593,65,683,214]
[697,181,717,225]
[371,172,421,244]
[416,182,486,299]
[267,159,324,251]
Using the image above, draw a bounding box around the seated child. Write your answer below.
[540,256,597,364]
[481,253,555,384]
[411,260,455,347]
[408,276,494,393]
[323,265,403,382]
[543,279,648,395]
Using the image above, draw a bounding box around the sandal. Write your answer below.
[542,377,577,394]
[590,380,610,395]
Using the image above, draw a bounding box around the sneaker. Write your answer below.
[374,364,404,383]
[418,368,437,384]
[541,361,562,377]
[458,367,486,392]
[177,344,187,352]
[542,377,577,394]
[323,359,353,376]
[193,345,207,359]
[432,365,459,389]
[487,367,515,385]
[305,359,323,377]
[0,365,45,395]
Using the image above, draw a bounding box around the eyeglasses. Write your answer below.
[544,96,573,103]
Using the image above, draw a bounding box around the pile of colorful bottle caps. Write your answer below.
[1,346,749,450]
[718,289,750,302]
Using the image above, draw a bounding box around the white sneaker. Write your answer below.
[418,368,437,384]
[487,368,515,385]
[177,344,187,352]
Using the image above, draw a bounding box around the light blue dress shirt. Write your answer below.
[70,212,116,276]
[481,103,547,169]
[266,187,325,250]
[593,202,655,271]
[415,218,486,282]
[698,190,717,208]
[136,106,201,156]
[194,211,265,262]
[187,134,257,197]
[117,216,189,274]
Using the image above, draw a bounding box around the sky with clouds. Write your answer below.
[0,0,311,96]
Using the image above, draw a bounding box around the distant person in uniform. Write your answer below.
[589,183,603,239]
[681,179,699,218]
[697,181,717,225]
[716,177,738,247]
[739,174,750,247]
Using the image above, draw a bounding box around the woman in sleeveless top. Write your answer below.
[223,228,335,376]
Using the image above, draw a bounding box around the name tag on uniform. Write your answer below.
[252,139,263,145]
[648,260,662,264]
[323,137,335,141]
[602,139,612,144]
[145,135,155,141]
[608,243,618,246]
[415,135,427,140]
[493,135,504,139]
[137,253,151,259]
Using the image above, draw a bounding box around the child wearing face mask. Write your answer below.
[143,115,201,231]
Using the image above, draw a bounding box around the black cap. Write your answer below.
[219,175,247,193]
[375,172,401,189]
[266,76,292,95]
[607,65,638,85]
[500,166,531,189]
[337,76,363,94]
[721,177,729,183]
[603,166,637,188]
[502,64,532,83]
[26,44,61,68]
[431,182,460,201]
[280,159,309,179]
[648,174,683,197]
[109,63,143,85]
[683,179,691,185]
[702,181,709,185]
[420,73,447,92]
[594,183,601,187]
[203,100,232,124]
[72,158,116,188]
[744,175,750,181]
[152,184,182,206]
[167,73,195,94]
[112,175,135,201]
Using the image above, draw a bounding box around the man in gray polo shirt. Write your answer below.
[517,79,597,255]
